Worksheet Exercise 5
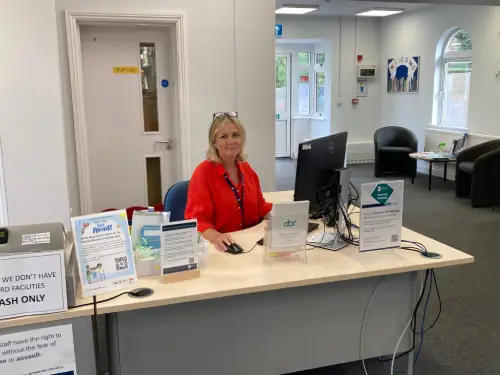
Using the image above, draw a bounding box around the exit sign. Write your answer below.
[275,24,283,37]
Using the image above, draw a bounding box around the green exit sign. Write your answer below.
[276,114,280,120]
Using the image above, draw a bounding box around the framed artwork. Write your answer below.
[387,56,419,93]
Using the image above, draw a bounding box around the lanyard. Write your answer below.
[224,173,245,228]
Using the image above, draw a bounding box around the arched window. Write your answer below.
[437,29,472,127]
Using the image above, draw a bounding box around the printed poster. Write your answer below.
[0,325,76,375]
[359,181,404,252]
[71,210,137,297]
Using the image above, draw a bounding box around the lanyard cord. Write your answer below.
[224,173,245,228]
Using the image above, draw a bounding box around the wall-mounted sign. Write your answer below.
[0,325,76,375]
[113,66,139,74]
[275,24,283,37]
[299,71,309,83]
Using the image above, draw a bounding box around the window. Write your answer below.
[298,71,310,114]
[438,29,472,127]
[275,55,288,113]
[315,52,326,68]
[298,52,311,66]
[140,43,159,132]
[315,71,325,115]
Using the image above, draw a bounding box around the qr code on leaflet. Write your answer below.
[391,234,399,243]
[115,256,128,271]
[189,257,195,264]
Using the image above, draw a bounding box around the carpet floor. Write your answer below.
[276,159,500,375]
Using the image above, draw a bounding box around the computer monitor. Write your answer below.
[293,132,348,214]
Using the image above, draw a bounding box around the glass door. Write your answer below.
[275,53,291,157]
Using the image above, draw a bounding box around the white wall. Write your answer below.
[0,0,71,226]
[276,15,382,145]
[380,5,500,147]
[56,0,275,214]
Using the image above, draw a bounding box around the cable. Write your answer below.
[379,269,430,363]
[241,243,257,254]
[414,269,433,364]
[390,270,430,374]
[69,290,142,309]
[363,272,428,375]
[391,312,414,375]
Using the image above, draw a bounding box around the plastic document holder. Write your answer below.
[263,201,309,264]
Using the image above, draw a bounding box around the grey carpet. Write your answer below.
[276,159,499,375]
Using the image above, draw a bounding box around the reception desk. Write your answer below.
[100,191,473,375]
[0,191,473,375]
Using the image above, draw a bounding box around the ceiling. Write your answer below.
[275,0,430,16]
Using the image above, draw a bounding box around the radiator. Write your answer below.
[419,128,500,181]
[347,142,374,164]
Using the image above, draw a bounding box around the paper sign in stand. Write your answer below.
[359,180,404,252]
[71,209,138,297]
[160,220,200,283]
[263,201,309,264]
[0,250,67,320]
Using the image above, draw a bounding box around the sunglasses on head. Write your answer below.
[213,111,238,120]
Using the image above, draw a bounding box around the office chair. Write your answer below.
[163,180,190,222]
[374,126,418,178]
[455,139,500,207]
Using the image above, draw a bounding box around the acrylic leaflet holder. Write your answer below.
[263,201,310,264]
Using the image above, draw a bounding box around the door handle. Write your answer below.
[156,139,172,150]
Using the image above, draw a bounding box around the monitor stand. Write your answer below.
[307,232,348,251]
[307,167,351,251]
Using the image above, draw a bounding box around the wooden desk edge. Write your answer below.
[0,255,474,329]
[95,255,474,315]
[0,306,94,330]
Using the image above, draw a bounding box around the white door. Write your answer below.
[275,53,291,158]
[81,26,177,213]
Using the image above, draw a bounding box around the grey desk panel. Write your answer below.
[107,273,417,375]
[1,316,96,375]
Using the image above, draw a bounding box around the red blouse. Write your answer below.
[185,160,272,233]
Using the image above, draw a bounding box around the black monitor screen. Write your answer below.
[293,132,348,212]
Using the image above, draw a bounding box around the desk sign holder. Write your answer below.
[71,210,137,297]
[160,220,200,284]
[264,201,309,263]
[359,181,403,252]
[0,250,67,320]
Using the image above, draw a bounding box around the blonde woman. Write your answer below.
[185,112,272,251]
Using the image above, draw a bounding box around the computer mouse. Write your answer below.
[226,243,244,254]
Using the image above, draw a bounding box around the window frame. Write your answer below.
[437,29,472,129]
[314,70,325,116]
[297,52,311,67]
[297,70,311,115]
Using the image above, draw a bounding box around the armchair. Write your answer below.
[455,139,500,207]
[374,126,418,178]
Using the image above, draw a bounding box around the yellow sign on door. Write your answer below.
[113,66,139,74]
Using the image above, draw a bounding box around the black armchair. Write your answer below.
[374,126,418,178]
[455,139,500,207]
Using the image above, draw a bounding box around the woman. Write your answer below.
[185,111,272,251]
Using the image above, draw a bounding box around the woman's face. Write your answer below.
[214,121,243,161]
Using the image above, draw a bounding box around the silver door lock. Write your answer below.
[156,139,172,150]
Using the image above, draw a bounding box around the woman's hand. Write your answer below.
[203,229,233,252]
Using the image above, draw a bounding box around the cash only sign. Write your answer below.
[0,251,67,319]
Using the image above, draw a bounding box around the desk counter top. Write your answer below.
[0,191,474,329]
